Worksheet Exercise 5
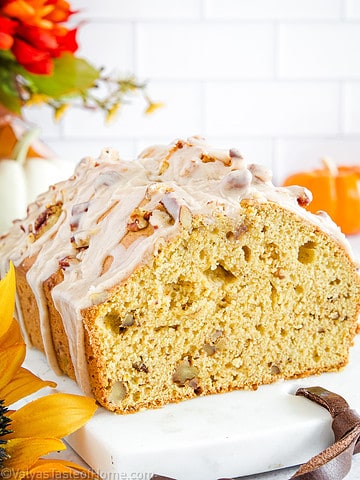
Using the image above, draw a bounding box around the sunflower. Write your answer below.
[0,263,99,479]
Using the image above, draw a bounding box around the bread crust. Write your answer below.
[16,255,45,352]
[43,269,76,379]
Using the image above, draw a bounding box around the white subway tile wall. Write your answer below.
[23,0,360,183]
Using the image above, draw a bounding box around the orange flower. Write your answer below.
[0,0,154,119]
[1,0,74,30]
[0,0,78,74]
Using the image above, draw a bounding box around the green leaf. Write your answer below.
[23,54,101,99]
[0,88,21,114]
[0,58,22,113]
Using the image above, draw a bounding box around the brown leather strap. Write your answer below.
[151,476,176,480]
[150,386,360,480]
[291,386,360,479]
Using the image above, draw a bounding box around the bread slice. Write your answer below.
[1,137,359,413]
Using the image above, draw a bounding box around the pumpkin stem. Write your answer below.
[321,157,339,176]
[11,127,41,166]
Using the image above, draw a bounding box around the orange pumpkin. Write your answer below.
[283,158,360,236]
[0,107,54,160]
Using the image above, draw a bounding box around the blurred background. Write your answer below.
[17,0,360,185]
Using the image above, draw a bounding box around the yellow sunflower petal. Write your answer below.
[25,458,100,478]
[7,393,97,439]
[0,343,26,391]
[0,367,56,406]
[4,437,65,473]
[0,318,23,350]
[0,263,16,340]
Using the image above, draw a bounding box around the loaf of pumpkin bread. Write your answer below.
[1,136,359,413]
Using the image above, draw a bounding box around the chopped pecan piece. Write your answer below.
[58,255,80,270]
[172,357,199,386]
[70,201,90,231]
[132,358,149,373]
[108,380,128,404]
[160,194,192,229]
[28,202,62,242]
[126,208,152,232]
[70,230,90,249]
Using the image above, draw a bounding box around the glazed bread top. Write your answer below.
[0,136,355,392]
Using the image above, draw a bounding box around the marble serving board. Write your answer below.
[24,336,360,480]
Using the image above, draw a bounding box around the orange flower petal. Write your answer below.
[33,17,53,29]
[0,31,14,50]
[25,458,100,478]
[0,367,56,406]
[38,4,55,18]
[4,437,65,472]
[7,393,97,439]
[0,262,16,340]
[2,0,35,19]
[2,0,35,21]
[0,343,26,391]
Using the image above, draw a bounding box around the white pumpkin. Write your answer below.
[0,128,74,233]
